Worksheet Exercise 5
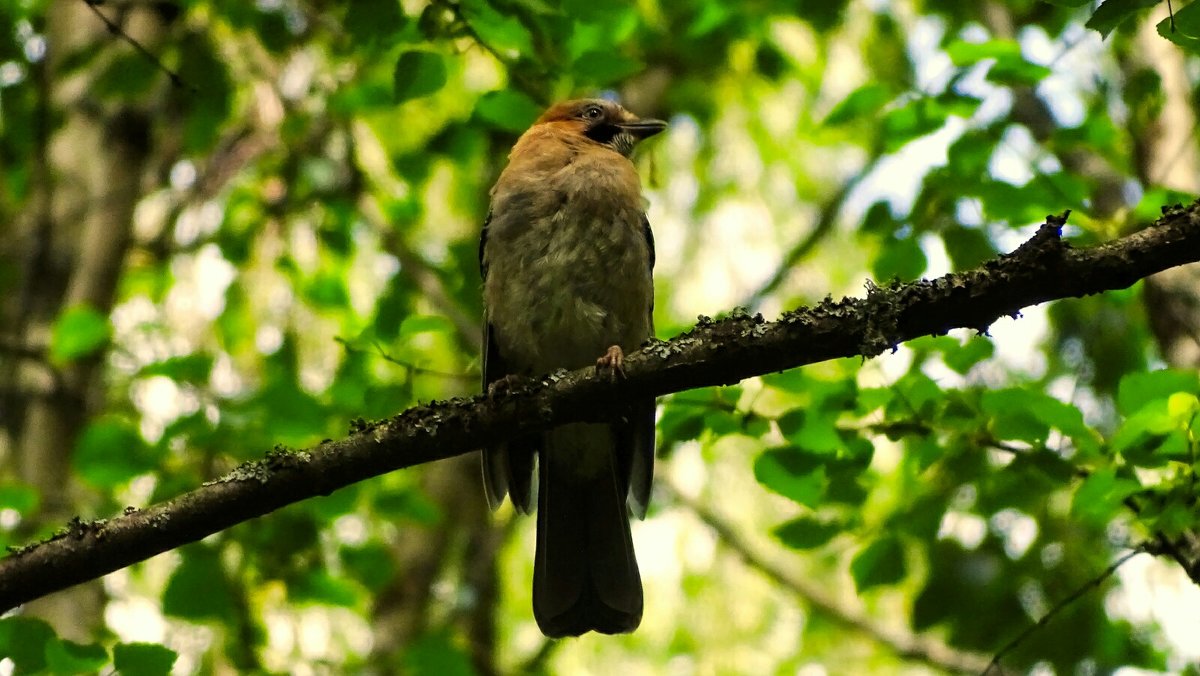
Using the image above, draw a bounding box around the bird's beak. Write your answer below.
[618,118,668,140]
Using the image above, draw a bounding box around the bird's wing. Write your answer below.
[643,213,655,272]
[479,209,502,390]
[626,214,656,519]
[480,208,536,513]
[480,210,509,508]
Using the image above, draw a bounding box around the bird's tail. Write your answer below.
[533,423,642,637]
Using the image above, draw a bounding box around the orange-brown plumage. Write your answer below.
[479,99,665,637]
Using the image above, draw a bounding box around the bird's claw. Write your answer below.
[595,345,626,380]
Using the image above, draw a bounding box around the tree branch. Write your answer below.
[664,483,992,673]
[982,545,1148,675]
[1,204,1200,612]
[81,0,194,92]
[741,152,878,310]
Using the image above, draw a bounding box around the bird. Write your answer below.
[479,98,666,637]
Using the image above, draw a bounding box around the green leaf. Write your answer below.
[259,377,328,446]
[474,90,543,133]
[824,84,891,126]
[1012,447,1078,483]
[177,33,233,152]
[0,483,39,515]
[944,39,1050,86]
[346,0,406,45]
[686,1,734,37]
[399,314,455,337]
[1149,496,1195,538]
[0,617,55,672]
[1086,0,1162,38]
[698,406,738,437]
[307,484,360,521]
[163,546,237,622]
[806,373,858,411]
[393,51,448,102]
[1071,468,1141,526]
[657,400,708,445]
[289,570,360,607]
[50,304,111,363]
[252,11,292,53]
[872,234,927,281]
[753,448,828,508]
[987,57,1052,87]
[946,130,996,180]
[850,537,907,592]
[946,39,1025,66]
[861,200,899,235]
[45,638,108,673]
[137,353,214,383]
[881,95,978,151]
[904,435,944,471]
[92,52,160,99]
[889,372,944,418]
[760,370,808,394]
[372,279,411,340]
[305,270,350,308]
[341,542,397,592]
[73,416,158,488]
[755,43,789,80]
[113,642,179,676]
[796,0,849,30]
[459,0,535,55]
[375,486,442,524]
[562,0,629,23]
[1117,369,1200,416]
[773,516,841,549]
[404,630,478,676]
[856,387,894,415]
[1029,394,1092,440]
[981,388,1091,445]
[572,50,644,85]
[776,409,842,454]
[1167,391,1200,423]
[1110,399,1176,462]
[941,334,994,374]
[743,412,771,438]
[1133,187,1196,223]
[941,225,997,271]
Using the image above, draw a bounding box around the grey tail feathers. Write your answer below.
[532,435,642,637]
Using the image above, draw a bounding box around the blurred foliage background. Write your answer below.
[2,0,1200,673]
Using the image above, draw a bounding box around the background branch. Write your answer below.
[664,482,992,673]
[983,546,1147,674]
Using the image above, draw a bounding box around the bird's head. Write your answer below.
[535,99,667,157]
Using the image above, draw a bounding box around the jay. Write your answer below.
[479,99,666,637]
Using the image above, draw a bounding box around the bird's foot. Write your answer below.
[595,345,626,380]
[486,373,526,400]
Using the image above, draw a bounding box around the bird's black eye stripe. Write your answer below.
[583,105,604,120]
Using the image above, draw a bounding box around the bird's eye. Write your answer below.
[583,106,603,120]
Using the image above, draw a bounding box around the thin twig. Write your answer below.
[334,336,476,382]
[81,0,196,92]
[982,545,1148,675]
[359,194,483,353]
[742,158,874,309]
[445,1,548,105]
[665,482,992,673]
[516,637,561,675]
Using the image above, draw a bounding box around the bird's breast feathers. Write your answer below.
[484,148,653,373]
